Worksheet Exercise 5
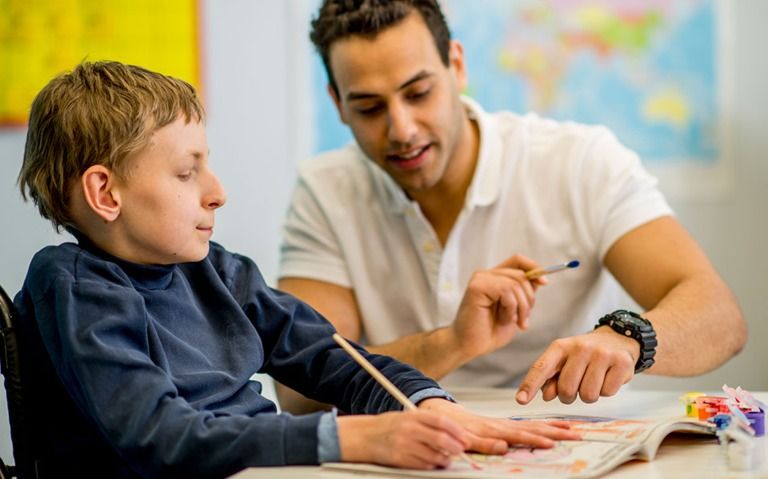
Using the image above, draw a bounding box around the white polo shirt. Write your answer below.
[279,97,672,388]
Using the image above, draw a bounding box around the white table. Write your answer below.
[229,389,768,479]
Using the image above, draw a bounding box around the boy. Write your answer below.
[13,61,576,478]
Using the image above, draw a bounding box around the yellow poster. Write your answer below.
[0,0,201,126]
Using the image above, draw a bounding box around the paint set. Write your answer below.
[680,388,765,436]
[680,386,766,470]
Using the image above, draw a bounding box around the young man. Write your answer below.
[277,0,746,411]
[13,61,577,478]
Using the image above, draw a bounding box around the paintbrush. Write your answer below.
[525,260,580,279]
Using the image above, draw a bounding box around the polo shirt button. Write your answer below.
[422,241,434,253]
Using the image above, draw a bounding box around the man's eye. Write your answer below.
[409,88,431,100]
[357,105,382,116]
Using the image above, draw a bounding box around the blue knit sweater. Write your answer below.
[14,240,441,478]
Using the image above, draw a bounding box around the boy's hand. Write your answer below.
[337,410,470,469]
[417,398,581,453]
[336,398,580,470]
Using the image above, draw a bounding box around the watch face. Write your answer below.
[614,310,652,330]
[597,310,657,374]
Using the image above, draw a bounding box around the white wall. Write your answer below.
[0,0,766,462]
[632,0,768,392]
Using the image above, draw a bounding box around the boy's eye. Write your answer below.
[177,171,193,181]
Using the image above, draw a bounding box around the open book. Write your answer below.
[323,414,717,478]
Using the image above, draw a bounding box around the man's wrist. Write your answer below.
[431,326,475,370]
[595,309,657,373]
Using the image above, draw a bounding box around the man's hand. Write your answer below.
[450,254,547,361]
[278,254,546,388]
[515,327,640,405]
[418,398,581,453]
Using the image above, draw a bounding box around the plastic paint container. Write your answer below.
[746,410,765,437]
[681,392,705,417]
[695,396,727,420]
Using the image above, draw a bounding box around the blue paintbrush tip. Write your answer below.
[567,260,580,268]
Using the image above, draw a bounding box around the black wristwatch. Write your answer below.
[595,309,657,374]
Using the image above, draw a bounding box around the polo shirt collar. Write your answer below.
[463,96,503,208]
[365,95,504,215]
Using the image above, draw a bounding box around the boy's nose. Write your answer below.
[205,173,227,210]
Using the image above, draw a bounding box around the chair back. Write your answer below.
[0,286,39,478]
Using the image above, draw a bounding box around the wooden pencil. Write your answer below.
[332,333,482,470]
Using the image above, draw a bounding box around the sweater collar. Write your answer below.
[72,231,176,290]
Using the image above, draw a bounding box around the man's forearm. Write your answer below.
[644,272,746,376]
[366,327,472,380]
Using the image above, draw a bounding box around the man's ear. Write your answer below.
[448,40,468,92]
[327,84,349,125]
[81,165,121,222]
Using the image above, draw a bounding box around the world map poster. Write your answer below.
[308,0,731,196]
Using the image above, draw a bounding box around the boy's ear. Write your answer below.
[327,84,348,125]
[81,165,121,222]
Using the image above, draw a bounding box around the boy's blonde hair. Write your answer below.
[18,61,205,232]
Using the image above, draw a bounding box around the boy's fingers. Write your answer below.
[522,422,582,441]
[464,433,508,455]
[413,411,470,449]
[402,443,453,469]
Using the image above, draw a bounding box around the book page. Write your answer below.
[325,440,634,478]
[516,415,654,442]
[510,414,715,463]
[322,415,715,479]
[636,417,716,460]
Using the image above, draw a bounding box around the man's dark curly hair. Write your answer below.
[310,0,452,98]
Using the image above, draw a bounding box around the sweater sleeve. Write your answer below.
[23,256,323,477]
[218,247,443,414]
